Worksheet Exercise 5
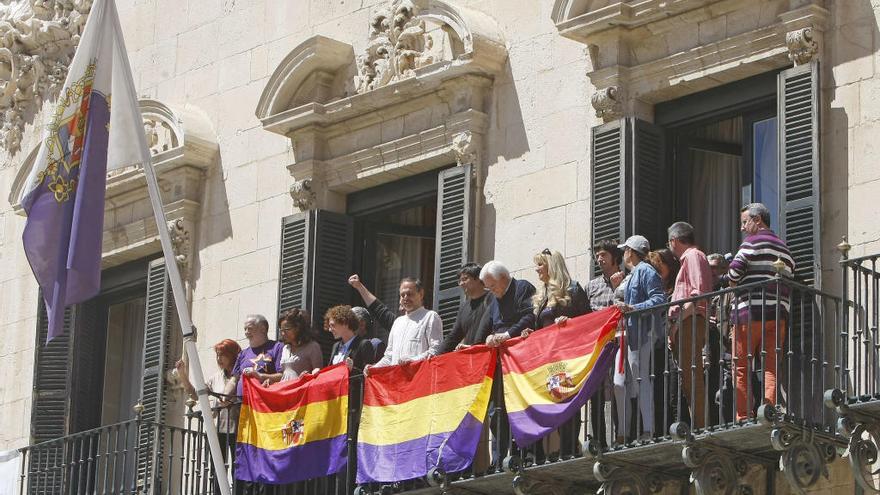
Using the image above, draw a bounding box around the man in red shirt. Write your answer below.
[667,222,713,430]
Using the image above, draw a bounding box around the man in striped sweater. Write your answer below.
[727,203,795,421]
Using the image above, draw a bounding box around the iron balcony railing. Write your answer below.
[21,268,873,494]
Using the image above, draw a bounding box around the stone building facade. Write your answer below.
[0,0,878,493]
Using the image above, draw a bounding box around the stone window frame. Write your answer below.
[254,0,508,224]
[550,0,829,121]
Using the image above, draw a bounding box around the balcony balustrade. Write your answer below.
[19,246,880,495]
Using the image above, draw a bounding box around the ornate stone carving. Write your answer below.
[354,0,435,94]
[786,28,818,66]
[167,218,191,273]
[594,461,664,494]
[452,130,477,167]
[289,178,315,210]
[0,0,93,155]
[682,444,752,495]
[143,116,178,155]
[825,388,880,493]
[591,86,621,121]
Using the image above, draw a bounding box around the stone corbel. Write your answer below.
[760,404,839,494]
[452,130,477,168]
[594,460,664,494]
[825,388,880,493]
[167,218,192,276]
[786,27,818,66]
[289,178,316,211]
[681,443,752,495]
[591,86,622,121]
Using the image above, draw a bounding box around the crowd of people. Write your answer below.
[175,202,796,487]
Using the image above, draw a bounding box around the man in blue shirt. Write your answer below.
[613,236,666,443]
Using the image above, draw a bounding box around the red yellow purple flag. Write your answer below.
[356,346,496,483]
[236,363,349,484]
[502,307,622,446]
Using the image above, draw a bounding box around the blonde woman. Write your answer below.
[525,249,589,334]
[523,249,589,462]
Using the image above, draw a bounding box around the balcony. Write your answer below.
[18,248,880,495]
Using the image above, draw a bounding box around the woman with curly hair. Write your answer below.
[325,304,376,373]
[264,308,323,384]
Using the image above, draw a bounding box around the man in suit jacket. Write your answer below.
[325,305,375,373]
[481,260,537,347]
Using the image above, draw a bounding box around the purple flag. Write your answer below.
[20,0,144,341]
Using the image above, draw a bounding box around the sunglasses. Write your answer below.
[542,248,552,255]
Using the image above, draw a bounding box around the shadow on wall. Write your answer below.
[189,152,232,294]
[821,0,879,276]
[478,61,530,262]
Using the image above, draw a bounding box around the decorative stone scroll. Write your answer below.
[0,0,93,155]
[594,461,664,494]
[786,28,819,66]
[354,0,436,94]
[591,86,621,121]
[682,444,752,495]
[167,218,191,273]
[452,130,477,167]
[289,178,316,211]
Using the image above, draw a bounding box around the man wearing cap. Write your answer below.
[613,235,666,442]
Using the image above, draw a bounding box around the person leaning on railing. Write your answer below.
[666,221,713,431]
[522,249,589,461]
[613,235,667,443]
[727,203,795,421]
[175,338,241,494]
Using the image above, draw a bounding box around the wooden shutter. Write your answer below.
[30,299,75,444]
[138,258,176,489]
[433,165,472,336]
[278,210,354,360]
[591,119,626,268]
[70,300,106,433]
[778,61,821,287]
[591,118,668,274]
[631,119,669,249]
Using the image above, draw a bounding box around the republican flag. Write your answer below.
[357,346,496,483]
[19,0,144,341]
[502,307,622,446]
[236,363,350,484]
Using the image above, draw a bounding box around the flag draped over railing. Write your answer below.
[356,346,496,483]
[501,307,622,446]
[19,0,144,342]
[236,363,350,484]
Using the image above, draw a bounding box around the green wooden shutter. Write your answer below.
[30,298,75,444]
[591,118,668,274]
[778,61,821,287]
[278,210,354,360]
[138,258,176,490]
[433,165,472,336]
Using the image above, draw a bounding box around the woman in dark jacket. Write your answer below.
[523,248,589,460]
[528,249,589,331]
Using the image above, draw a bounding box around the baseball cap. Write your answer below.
[618,235,650,256]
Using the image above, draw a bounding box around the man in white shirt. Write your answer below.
[355,277,442,374]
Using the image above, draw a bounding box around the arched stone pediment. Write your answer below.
[258,0,507,212]
[254,36,354,122]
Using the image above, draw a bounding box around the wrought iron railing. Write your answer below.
[21,266,873,494]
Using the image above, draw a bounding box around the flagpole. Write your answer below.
[107,2,232,494]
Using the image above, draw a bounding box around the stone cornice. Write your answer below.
[551,0,829,121]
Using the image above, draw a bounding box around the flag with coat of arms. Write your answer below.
[19,0,145,342]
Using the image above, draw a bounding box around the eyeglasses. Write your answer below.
[542,248,552,255]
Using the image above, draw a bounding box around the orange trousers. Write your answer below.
[732,319,786,420]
